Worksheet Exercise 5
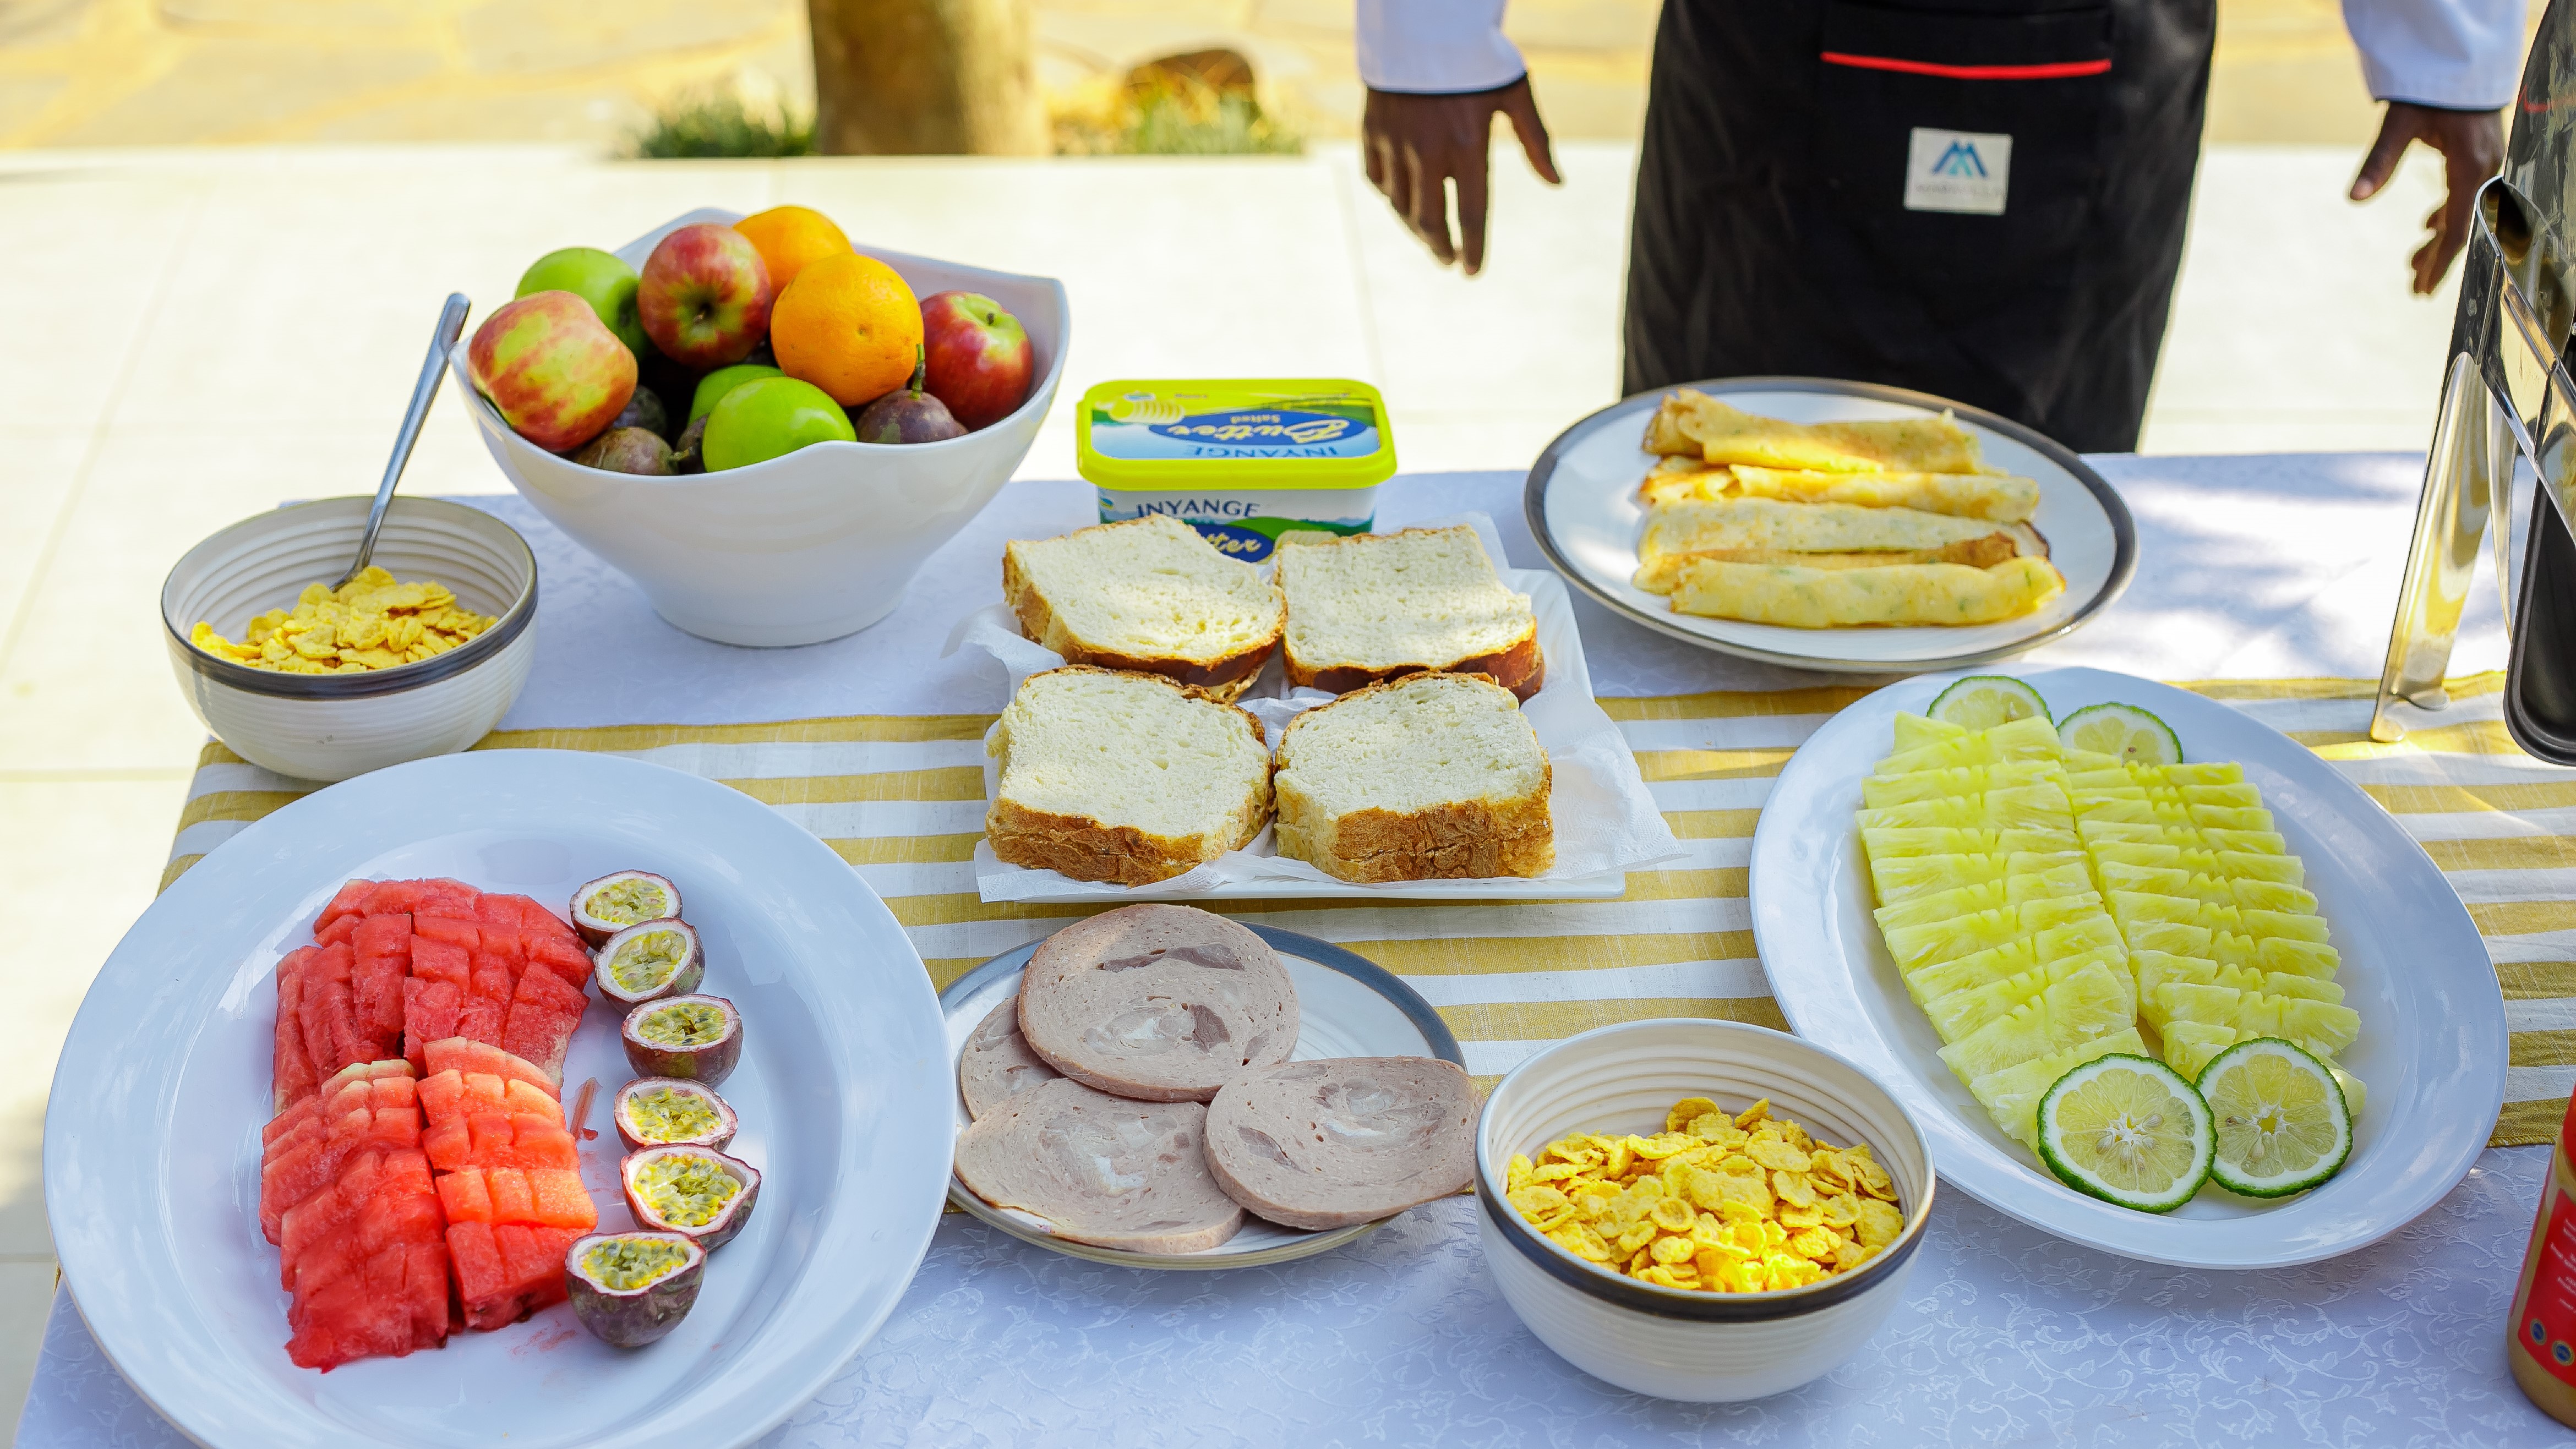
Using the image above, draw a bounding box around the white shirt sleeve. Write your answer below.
[2342,0,2530,109]
[1356,0,1526,94]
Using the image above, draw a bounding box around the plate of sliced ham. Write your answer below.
[46,748,950,1449]
[941,909,1472,1270]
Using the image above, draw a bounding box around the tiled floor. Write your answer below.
[0,128,2474,1431]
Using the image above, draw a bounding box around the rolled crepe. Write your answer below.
[1644,390,1990,473]
[1634,496,2045,592]
[1636,463,2041,521]
[1668,555,2065,628]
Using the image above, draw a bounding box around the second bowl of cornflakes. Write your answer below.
[1475,1017,1933,1401]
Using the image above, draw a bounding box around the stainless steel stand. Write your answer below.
[2372,7,2576,761]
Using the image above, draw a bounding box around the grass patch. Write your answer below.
[634,92,814,159]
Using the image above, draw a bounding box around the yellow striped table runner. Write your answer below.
[161,672,2572,1147]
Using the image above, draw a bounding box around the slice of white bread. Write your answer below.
[987,665,1273,885]
[1005,515,1283,702]
[1273,671,1553,882]
[1275,526,1544,699]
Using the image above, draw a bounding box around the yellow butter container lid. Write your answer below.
[1075,379,1397,491]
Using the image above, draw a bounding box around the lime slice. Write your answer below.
[2035,1053,2213,1212]
[1928,676,2050,731]
[2196,1037,2352,1198]
[2056,703,2183,765]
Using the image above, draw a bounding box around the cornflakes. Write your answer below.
[1505,1096,1905,1296]
[191,567,495,674]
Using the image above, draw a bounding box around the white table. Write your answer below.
[24,457,2572,1447]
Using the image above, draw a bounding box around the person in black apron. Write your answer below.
[1358,0,2521,452]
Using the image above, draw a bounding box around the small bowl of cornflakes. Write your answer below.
[161,496,538,782]
[1476,1017,1933,1402]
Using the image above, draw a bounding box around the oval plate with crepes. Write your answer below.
[1525,376,2137,673]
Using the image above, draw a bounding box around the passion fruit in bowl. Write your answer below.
[613,1078,739,1154]
[596,918,705,1006]
[565,1230,705,1347]
[621,1145,761,1251]
[571,870,682,948]
[621,993,742,1085]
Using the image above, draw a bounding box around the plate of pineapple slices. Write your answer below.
[1749,664,2506,1267]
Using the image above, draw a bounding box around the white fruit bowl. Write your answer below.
[452,207,1068,647]
[1476,1018,1934,1402]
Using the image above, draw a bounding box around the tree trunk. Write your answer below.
[807,0,1049,155]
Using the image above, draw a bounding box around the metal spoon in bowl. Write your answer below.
[336,292,473,590]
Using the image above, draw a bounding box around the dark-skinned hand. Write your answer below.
[1362,77,1560,276]
[2349,100,2506,294]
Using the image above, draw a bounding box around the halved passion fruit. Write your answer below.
[594,918,705,1007]
[613,1077,739,1154]
[621,994,742,1086]
[570,870,683,949]
[621,1145,761,1251]
[565,1231,705,1347]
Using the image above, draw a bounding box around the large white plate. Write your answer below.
[46,750,952,1449]
[940,923,1464,1268]
[1748,665,2507,1268]
[1525,377,2138,672]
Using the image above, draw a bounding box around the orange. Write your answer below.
[770,253,923,407]
[732,206,853,294]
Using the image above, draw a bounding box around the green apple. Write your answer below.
[517,247,646,358]
[690,363,784,423]
[702,376,856,470]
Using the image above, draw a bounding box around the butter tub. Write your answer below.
[1076,379,1397,562]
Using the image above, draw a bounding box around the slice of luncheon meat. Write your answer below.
[1202,1057,1477,1231]
[952,1077,1245,1253]
[1014,905,1298,1103]
[958,997,1060,1119]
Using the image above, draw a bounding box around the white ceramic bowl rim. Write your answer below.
[161,496,538,701]
[1476,1018,1936,1322]
[938,922,1464,1270]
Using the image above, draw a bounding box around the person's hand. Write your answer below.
[1362,78,1560,276]
[2349,100,2506,294]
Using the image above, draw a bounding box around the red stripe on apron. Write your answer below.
[1819,52,2113,80]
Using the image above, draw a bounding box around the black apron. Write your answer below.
[1621,0,2217,452]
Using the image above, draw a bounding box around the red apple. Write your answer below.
[467,291,637,452]
[638,223,772,369]
[920,291,1033,430]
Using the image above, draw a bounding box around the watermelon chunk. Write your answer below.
[500,965,586,1082]
[282,1149,450,1369]
[273,948,320,1111]
[422,1038,558,1100]
[363,878,481,920]
[291,942,356,1079]
[526,933,592,991]
[446,1221,580,1331]
[351,915,412,1060]
[262,1088,422,1248]
[316,880,377,934]
[418,1069,561,1128]
[315,913,361,949]
[434,1167,597,1231]
[424,1112,578,1173]
[457,951,519,1045]
[413,915,480,953]
[267,1060,412,1149]
[401,980,462,1070]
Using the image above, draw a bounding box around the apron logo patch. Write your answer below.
[1904,128,2011,216]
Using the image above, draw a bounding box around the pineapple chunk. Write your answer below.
[2132,950,2258,1027]
[1871,850,2087,905]
[1863,826,2082,861]
[2256,936,2340,979]
[1873,862,2099,934]
[2228,878,2318,914]
[1857,784,2077,833]
[2079,798,2197,828]
[2278,997,2362,1054]
[2122,917,2211,958]
[2217,850,2302,885]
[2264,972,2344,1004]
[1862,760,2065,808]
[1925,954,2136,1043]
[1968,1028,2149,1149]
[2241,907,2329,943]
[1883,897,2110,974]
[1935,963,2135,1082]
[2159,1020,2238,1078]
[2201,827,2288,855]
[2191,803,2274,833]
[2329,1064,2368,1117]
[1891,712,1969,751]
[2151,981,2361,1057]
[2146,762,2246,787]
[2099,862,2240,906]
[2111,892,2327,947]
[1903,918,2125,1004]
[1872,715,2062,778]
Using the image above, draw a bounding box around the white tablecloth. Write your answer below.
[24,457,2574,1448]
